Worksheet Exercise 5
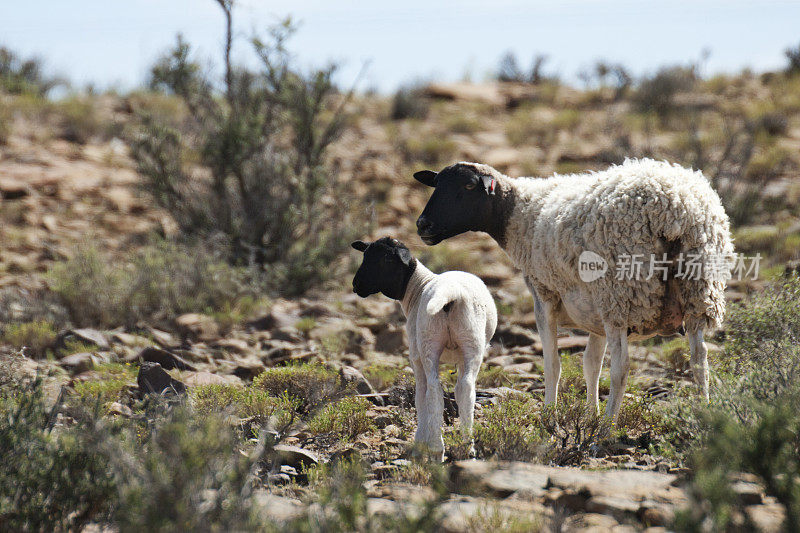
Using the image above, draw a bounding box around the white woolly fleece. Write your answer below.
[497,158,734,331]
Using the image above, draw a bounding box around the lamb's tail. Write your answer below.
[425,285,465,316]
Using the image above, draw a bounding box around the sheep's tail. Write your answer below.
[425,286,464,316]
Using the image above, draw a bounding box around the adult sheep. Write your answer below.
[413,158,733,419]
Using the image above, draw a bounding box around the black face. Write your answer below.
[414,163,495,245]
[351,237,416,301]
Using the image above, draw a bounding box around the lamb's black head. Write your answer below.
[414,162,498,246]
[351,237,416,300]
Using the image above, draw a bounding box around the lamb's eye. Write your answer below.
[465,182,476,190]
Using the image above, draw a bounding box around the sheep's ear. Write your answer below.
[479,175,496,195]
[351,240,369,252]
[413,170,438,187]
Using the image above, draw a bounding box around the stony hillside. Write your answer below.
[2,73,799,531]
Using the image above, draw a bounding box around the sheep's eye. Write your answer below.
[465,182,477,190]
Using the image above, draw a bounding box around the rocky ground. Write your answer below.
[1,79,795,531]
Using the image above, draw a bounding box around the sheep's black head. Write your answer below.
[414,162,499,246]
[351,237,416,300]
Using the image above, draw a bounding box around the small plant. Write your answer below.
[474,394,544,460]
[400,136,457,166]
[661,338,691,373]
[56,96,104,144]
[48,240,261,328]
[307,396,373,441]
[252,362,349,415]
[363,364,413,391]
[539,388,611,465]
[391,85,430,120]
[0,320,57,358]
[476,366,519,389]
[633,65,696,119]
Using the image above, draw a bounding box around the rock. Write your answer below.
[424,82,505,106]
[146,327,176,347]
[110,332,150,347]
[137,362,186,395]
[183,371,242,387]
[213,338,251,355]
[56,328,110,352]
[231,356,266,380]
[562,513,620,532]
[340,366,375,395]
[60,352,103,373]
[558,335,590,352]
[175,313,220,342]
[270,326,304,343]
[451,460,550,498]
[492,324,538,348]
[586,495,641,520]
[135,346,196,371]
[374,326,407,353]
[744,502,785,533]
[273,445,320,470]
[310,322,375,357]
[0,177,31,199]
[248,303,299,331]
[732,480,764,505]
[108,401,133,417]
[252,491,304,523]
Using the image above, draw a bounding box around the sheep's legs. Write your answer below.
[531,287,560,405]
[604,324,629,421]
[455,343,483,456]
[583,333,606,413]
[420,344,445,460]
[687,322,709,401]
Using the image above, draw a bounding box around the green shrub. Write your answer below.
[132,13,359,296]
[307,396,373,441]
[252,362,349,415]
[363,364,412,391]
[661,338,690,373]
[56,96,104,144]
[48,240,261,328]
[476,366,519,389]
[633,65,696,118]
[390,86,430,120]
[0,47,61,96]
[0,320,57,358]
[73,363,137,406]
[190,383,298,426]
[0,380,116,531]
[474,394,544,460]
[400,136,457,166]
[539,388,610,465]
[678,277,800,530]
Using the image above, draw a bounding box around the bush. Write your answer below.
[0,46,61,96]
[786,41,800,75]
[307,396,373,441]
[131,10,358,296]
[677,277,800,530]
[633,66,696,118]
[0,380,116,531]
[474,394,544,460]
[391,86,429,120]
[252,362,350,415]
[56,95,104,144]
[539,389,611,465]
[190,384,298,430]
[0,320,57,358]
[48,240,261,328]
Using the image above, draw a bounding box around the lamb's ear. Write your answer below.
[351,240,369,252]
[479,174,496,195]
[413,170,438,187]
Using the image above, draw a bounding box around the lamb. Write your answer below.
[351,237,497,459]
[413,158,734,419]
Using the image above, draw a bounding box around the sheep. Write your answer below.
[413,158,734,419]
[351,237,497,459]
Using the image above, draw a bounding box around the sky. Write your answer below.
[1,0,799,93]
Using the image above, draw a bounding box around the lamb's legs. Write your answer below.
[687,321,710,401]
[583,333,606,413]
[455,342,483,456]
[420,344,445,460]
[604,324,629,421]
[531,286,560,405]
[410,355,429,444]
